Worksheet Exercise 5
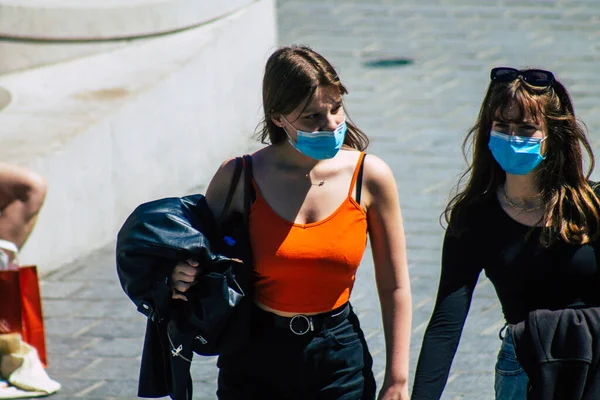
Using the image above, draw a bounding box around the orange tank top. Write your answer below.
[249,152,368,313]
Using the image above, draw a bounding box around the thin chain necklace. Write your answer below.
[500,185,544,212]
[306,173,326,187]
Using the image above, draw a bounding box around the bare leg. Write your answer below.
[0,163,47,253]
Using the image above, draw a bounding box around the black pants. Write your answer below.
[217,304,376,399]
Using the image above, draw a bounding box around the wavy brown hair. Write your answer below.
[445,71,600,246]
[255,45,368,150]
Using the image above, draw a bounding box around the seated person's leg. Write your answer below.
[0,163,47,260]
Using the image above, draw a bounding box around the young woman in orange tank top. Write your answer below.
[170,45,412,400]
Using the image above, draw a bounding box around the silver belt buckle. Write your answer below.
[289,314,314,335]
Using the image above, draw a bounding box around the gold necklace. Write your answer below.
[500,185,544,212]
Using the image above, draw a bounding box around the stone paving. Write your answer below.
[37,0,600,399]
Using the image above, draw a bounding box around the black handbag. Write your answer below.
[168,155,254,357]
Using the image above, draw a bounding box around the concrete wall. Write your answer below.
[0,0,277,274]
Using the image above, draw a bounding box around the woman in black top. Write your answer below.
[411,68,600,400]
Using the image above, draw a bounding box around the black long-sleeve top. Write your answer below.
[411,193,600,400]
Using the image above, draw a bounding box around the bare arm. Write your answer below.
[363,155,412,400]
[411,229,481,399]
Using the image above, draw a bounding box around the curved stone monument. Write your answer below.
[0,0,254,39]
[0,0,257,74]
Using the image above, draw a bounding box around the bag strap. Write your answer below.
[218,155,253,227]
[242,155,254,228]
[219,157,243,224]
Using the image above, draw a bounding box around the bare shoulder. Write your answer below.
[205,157,243,219]
[362,154,397,196]
[207,158,240,193]
[205,148,265,219]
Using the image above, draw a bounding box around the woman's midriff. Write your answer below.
[254,300,333,317]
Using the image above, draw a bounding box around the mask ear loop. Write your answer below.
[280,115,297,143]
[280,115,307,156]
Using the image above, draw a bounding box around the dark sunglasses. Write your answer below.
[490,67,555,87]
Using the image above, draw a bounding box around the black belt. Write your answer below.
[256,303,351,336]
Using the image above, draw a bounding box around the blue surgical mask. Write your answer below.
[488,130,546,175]
[282,118,347,160]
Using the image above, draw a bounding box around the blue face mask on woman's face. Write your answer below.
[282,117,347,160]
[488,130,547,175]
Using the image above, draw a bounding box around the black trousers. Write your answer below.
[217,304,376,400]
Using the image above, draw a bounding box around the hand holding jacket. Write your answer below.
[170,259,201,301]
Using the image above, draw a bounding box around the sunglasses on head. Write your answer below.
[490,67,555,87]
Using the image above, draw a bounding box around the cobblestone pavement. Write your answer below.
[38,0,600,399]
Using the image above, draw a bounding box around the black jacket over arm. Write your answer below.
[116,194,252,400]
[512,307,600,400]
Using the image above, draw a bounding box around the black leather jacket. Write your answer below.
[116,194,252,400]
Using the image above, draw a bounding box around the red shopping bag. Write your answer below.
[0,265,48,367]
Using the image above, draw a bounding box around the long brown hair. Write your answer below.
[445,72,600,246]
[255,45,368,150]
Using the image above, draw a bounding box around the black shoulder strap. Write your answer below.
[220,157,243,223]
[356,154,366,205]
[242,155,254,227]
